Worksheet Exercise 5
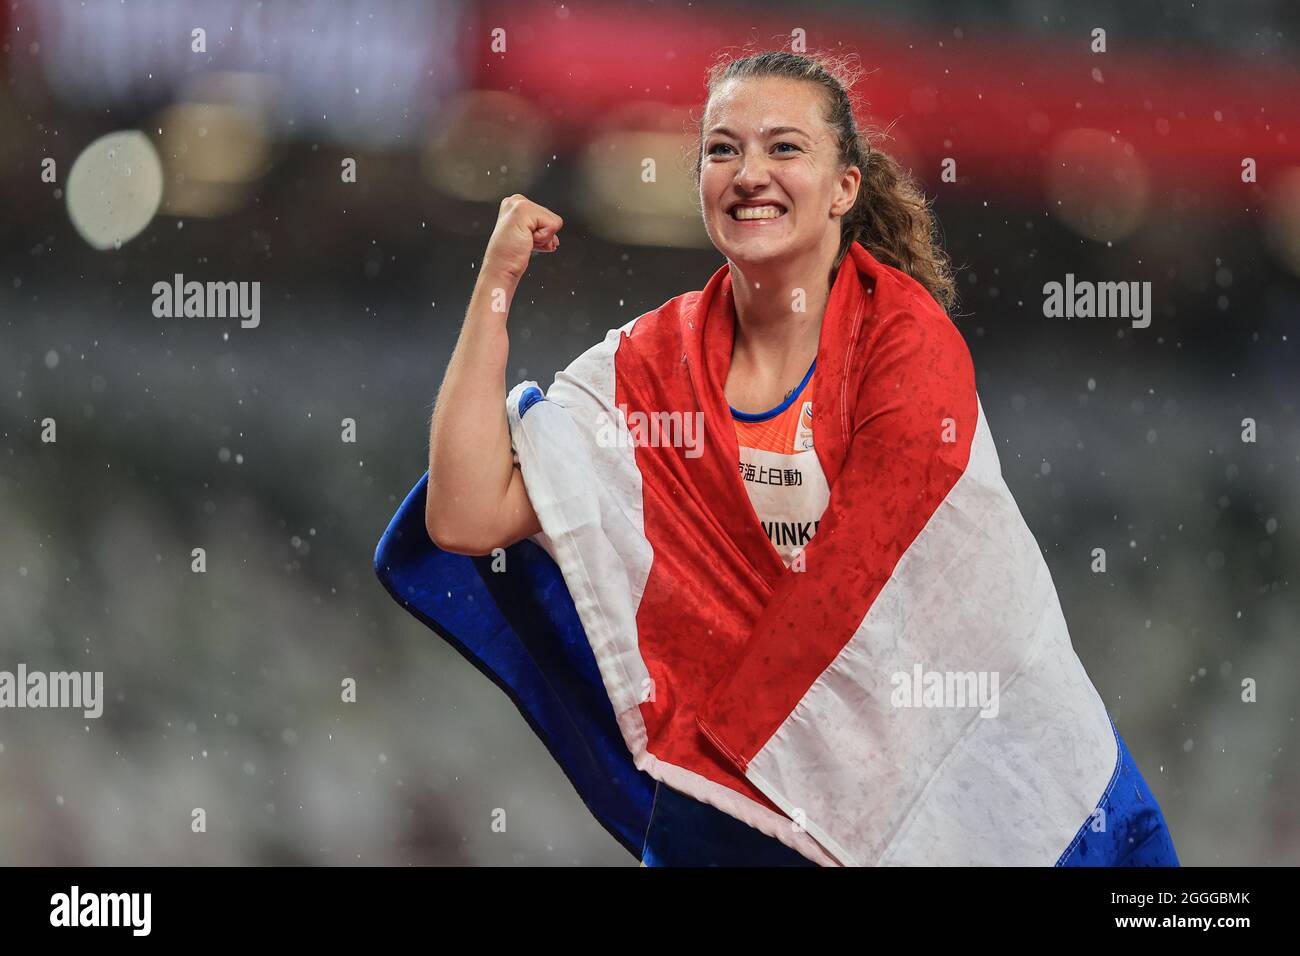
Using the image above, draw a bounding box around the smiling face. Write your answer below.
[699,75,860,270]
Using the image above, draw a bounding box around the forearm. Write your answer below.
[426,269,520,550]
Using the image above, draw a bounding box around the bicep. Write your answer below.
[426,461,540,556]
[495,462,543,549]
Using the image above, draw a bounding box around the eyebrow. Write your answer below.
[707,125,810,139]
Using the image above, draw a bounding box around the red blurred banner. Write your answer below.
[473,1,1298,201]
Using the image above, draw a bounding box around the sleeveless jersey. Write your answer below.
[731,360,830,567]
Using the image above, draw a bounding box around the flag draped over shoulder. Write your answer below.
[375,242,1179,867]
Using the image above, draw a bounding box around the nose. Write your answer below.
[733,152,772,193]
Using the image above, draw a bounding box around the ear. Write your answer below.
[832,163,862,217]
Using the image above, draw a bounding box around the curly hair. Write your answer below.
[691,47,957,312]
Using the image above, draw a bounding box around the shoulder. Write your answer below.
[620,288,702,348]
[559,286,702,380]
[547,288,693,406]
[564,253,728,369]
[847,259,976,449]
[861,261,971,385]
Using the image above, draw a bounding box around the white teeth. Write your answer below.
[731,205,785,220]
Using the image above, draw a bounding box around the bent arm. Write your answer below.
[425,269,541,556]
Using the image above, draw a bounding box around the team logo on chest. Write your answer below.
[795,401,815,451]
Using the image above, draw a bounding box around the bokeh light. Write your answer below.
[1262,166,1300,277]
[65,130,164,250]
[1044,128,1150,243]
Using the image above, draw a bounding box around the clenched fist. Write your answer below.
[481,194,564,284]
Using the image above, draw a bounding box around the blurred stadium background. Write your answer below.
[1,0,1296,864]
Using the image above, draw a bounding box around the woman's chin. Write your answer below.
[716,234,791,267]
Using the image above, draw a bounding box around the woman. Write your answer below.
[405,50,1179,867]
[423,52,945,560]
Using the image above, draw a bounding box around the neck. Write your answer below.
[727,237,843,379]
